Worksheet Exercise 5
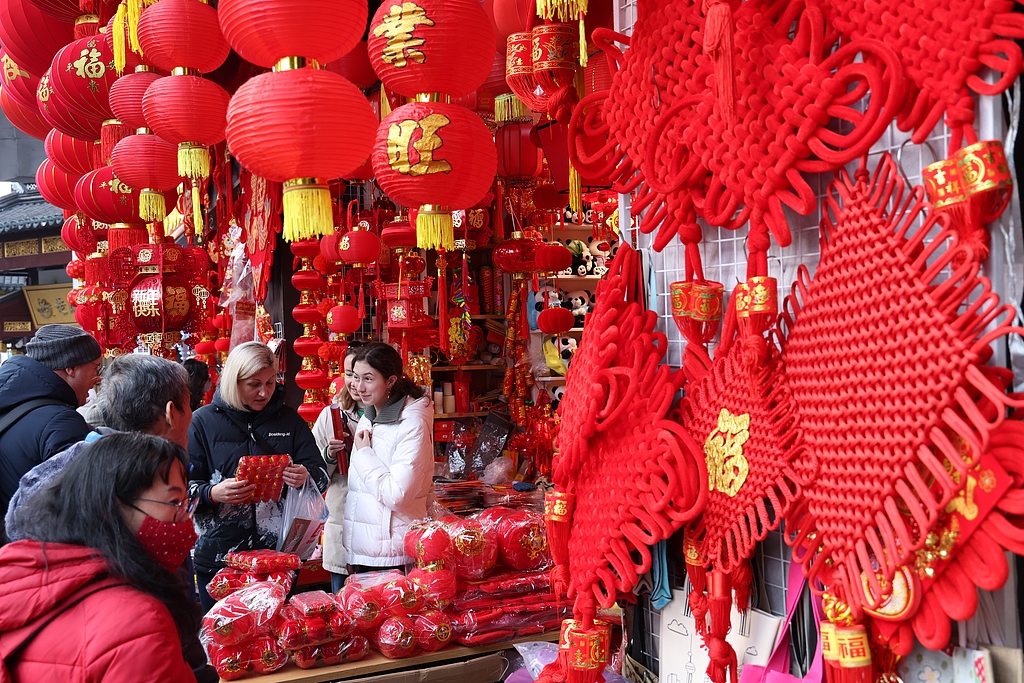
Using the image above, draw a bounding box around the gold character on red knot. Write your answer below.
[386,114,453,176]
[373,2,435,68]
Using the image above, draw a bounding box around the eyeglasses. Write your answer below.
[134,493,200,523]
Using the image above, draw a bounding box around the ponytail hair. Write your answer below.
[352,343,424,400]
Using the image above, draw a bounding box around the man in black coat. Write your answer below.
[0,325,101,542]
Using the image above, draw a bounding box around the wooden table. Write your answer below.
[223,632,558,683]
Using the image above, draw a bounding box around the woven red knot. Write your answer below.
[778,154,1024,620]
[823,0,1024,150]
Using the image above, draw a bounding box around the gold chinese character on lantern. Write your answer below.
[70,42,106,82]
[164,286,189,318]
[373,1,434,68]
[704,408,751,497]
[2,54,29,84]
[131,289,160,318]
[386,114,453,176]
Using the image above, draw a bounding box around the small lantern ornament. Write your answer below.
[111,133,183,222]
[291,239,331,424]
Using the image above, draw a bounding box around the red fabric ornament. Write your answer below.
[36,159,81,211]
[143,75,230,147]
[326,41,379,91]
[404,520,452,565]
[326,304,361,334]
[1,89,50,140]
[0,49,41,111]
[36,70,104,142]
[497,121,543,180]
[493,233,542,274]
[446,518,498,580]
[376,615,417,659]
[496,509,549,571]
[49,36,118,122]
[218,0,365,68]
[368,0,496,99]
[110,134,182,221]
[538,307,575,336]
[74,166,142,225]
[66,258,85,279]
[414,610,453,652]
[45,129,95,176]
[109,68,161,131]
[0,0,74,78]
[535,243,572,273]
[380,577,422,617]
[137,0,230,73]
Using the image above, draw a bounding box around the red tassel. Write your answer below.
[820,621,844,683]
[836,624,872,683]
[730,561,753,611]
[683,533,709,635]
[706,570,738,683]
[100,120,131,165]
[437,252,449,354]
[565,618,611,683]
[702,0,735,124]
[545,491,574,597]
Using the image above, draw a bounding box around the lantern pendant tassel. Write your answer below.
[113,2,128,75]
[579,15,588,67]
[544,490,573,597]
[569,163,583,216]
[820,622,844,683]
[139,189,167,223]
[416,205,455,252]
[282,182,334,242]
[683,532,709,636]
[127,0,144,54]
[706,570,738,683]
[179,144,211,181]
[703,0,735,124]
[191,183,204,236]
[836,624,872,683]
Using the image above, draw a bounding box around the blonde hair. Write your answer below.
[219,342,278,411]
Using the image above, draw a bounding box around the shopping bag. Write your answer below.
[277,479,329,561]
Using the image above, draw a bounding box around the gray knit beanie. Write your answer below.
[26,324,102,370]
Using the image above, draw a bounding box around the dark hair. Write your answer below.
[101,355,190,431]
[17,432,201,641]
[182,358,209,411]
[352,342,424,400]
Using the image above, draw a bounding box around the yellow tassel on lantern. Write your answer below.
[191,183,203,236]
[282,179,335,242]
[578,18,588,67]
[178,142,211,181]
[495,94,531,123]
[113,3,127,75]
[416,204,455,252]
[536,0,586,22]
[139,189,167,223]
[569,162,583,216]
[380,87,392,118]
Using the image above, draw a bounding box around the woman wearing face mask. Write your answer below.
[188,342,328,611]
[0,432,200,682]
[312,344,364,592]
[344,343,433,573]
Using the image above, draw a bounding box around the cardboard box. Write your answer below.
[344,652,505,683]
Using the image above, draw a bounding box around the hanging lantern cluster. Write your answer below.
[368,0,498,252]
[290,239,331,424]
[222,0,378,242]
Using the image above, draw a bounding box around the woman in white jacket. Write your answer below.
[345,343,434,572]
[312,344,362,592]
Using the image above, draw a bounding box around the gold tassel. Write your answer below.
[495,94,530,123]
[139,189,167,223]
[191,183,203,236]
[282,180,334,242]
[113,3,127,75]
[416,205,454,252]
[579,17,588,67]
[127,0,144,56]
[569,162,583,215]
[178,143,211,180]
[380,87,392,118]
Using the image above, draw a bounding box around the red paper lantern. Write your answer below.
[493,0,532,43]
[66,258,85,279]
[110,134,182,221]
[45,129,95,175]
[381,219,417,248]
[0,49,41,110]
[109,68,161,130]
[75,166,142,225]
[381,577,422,617]
[408,568,457,608]
[493,232,542,274]
[37,71,103,141]
[326,304,361,334]
[137,0,230,73]
[49,36,118,122]
[481,47,509,97]
[368,0,495,99]
[326,41,378,91]
[532,182,563,211]
[36,158,81,211]
[0,0,74,77]
[338,227,380,268]
[538,306,575,335]
[129,273,192,332]
[535,243,572,272]
[338,585,385,631]
[376,616,416,659]
[496,508,548,570]
[25,0,78,23]
[1,89,50,140]
[403,520,451,564]
[413,611,452,652]
[446,518,498,580]
[496,121,543,180]
[143,75,230,146]
[104,14,144,75]
[218,0,365,68]
[226,66,377,241]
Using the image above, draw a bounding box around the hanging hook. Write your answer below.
[895,138,940,188]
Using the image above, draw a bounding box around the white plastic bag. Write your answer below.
[277,479,328,561]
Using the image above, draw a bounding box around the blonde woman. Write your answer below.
[188,342,328,610]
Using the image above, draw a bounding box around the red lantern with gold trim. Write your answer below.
[0,0,74,77]
[49,36,119,124]
[1,89,50,140]
[109,67,160,130]
[37,158,81,211]
[110,134,183,222]
[327,304,361,334]
[497,121,543,180]
[25,0,78,23]
[75,166,143,225]
[45,129,96,175]
[137,0,230,74]
[326,41,378,91]
[338,226,381,269]
[1,50,41,111]
[37,70,104,142]
[129,273,192,332]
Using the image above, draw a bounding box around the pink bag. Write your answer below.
[739,563,822,683]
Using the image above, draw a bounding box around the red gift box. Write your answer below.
[235,454,291,502]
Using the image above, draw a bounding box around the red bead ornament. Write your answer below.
[218,0,365,68]
[326,41,379,91]
[36,70,104,142]
[36,158,81,211]
[110,133,182,222]
[137,0,230,74]
[109,67,161,130]
[45,129,95,175]
[226,65,378,241]
[1,89,50,140]
[413,610,453,652]
[0,49,41,111]
[538,307,575,336]
[75,166,142,225]
[0,0,74,78]
[371,101,497,250]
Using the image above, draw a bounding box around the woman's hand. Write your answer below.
[326,439,346,462]
[354,429,372,451]
[282,464,309,488]
[211,478,255,505]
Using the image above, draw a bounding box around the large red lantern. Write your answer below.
[218,0,365,68]
[137,0,230,74]
[368,0,495,99]
[75,166,143,225]
[109,67,160,130]
[1,50,41,111]
[36,158,81,211]
[496,121,543,181]
[48,36,123,142]
[326,41,378,91]
[226,65,377,241]
[45,129,96,175]
[1,89,50,140]
[338,226,381,269]
[25,0,78,23]
[372,101,497,250]
[0,0,74,77]
[128,273,192,333]
[37,70,104,142]
[110,134,183,222]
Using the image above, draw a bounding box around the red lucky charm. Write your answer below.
[446,518,498,580]
[414,610,453,652]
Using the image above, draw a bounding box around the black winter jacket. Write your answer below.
[187,384,328,573]
[0,356,90,535]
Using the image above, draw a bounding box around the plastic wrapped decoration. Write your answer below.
[408,567,458,610]
[224,549,301,574]
[414,610,454,652]
[380,576,424,617]
[404,519,453,568]
[288,590,337,617]
[337,584,386,632]
[273,601,355,650]
[376,615,417,659]
[235,454,292,502]
[200,581,287,647]
[207,567,296,601]
[445,517,499,580]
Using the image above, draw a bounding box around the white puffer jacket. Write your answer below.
[344,395,434,567]
[312,403,360,575]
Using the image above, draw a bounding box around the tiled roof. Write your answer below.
[0,190,63,235]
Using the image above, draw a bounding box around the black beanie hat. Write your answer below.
[25,325,102,370]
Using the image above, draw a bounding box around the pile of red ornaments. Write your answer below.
[207,568,296,601]
[201,582,291,679]
[270,590,369,670]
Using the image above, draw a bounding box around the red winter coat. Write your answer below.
[0,541,197,683]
